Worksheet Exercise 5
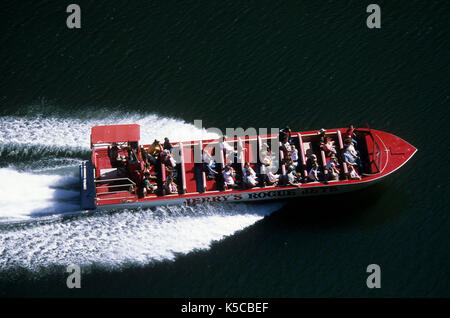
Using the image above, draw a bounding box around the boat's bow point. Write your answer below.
[372,129,417,176]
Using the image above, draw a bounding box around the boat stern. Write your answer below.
[80,160,97,210]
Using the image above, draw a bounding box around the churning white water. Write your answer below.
[0,112,218,149]
[0,168,80,220]
[0,202,283,270]
[0,113,283,271]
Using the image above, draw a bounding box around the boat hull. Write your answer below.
[94,178,380,211]
[82,125,417,211]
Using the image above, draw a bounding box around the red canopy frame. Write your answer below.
[91,124,140,147]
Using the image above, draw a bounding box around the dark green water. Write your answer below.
[0,0,448,297]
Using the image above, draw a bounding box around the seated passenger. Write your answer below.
[126,146,139,164]
[244,169,258,188]
[161,149,176,168]
[266,171,280,186]
[287,170,302,187]
[141,146,149,164]
[222,165,237,189]
[325,155,340,181]
[282,140,292,153]
[307,160,320,182]
[279,126,292,143]
[344,125,357,146]
[280,141,291,164]
[322,137,337,157]
[349,165,361,180]
[306,153,317,172]
[142,147,156,166]
[243,162,256,179]
[108,142,127,167]
[148,140,162,159]
[143,172,158,195]
[129,141,139,153]
[163,137,173,153]
[164,174,178,194]
[143,163,153,175]
[283,153,296,173]
[290,145,299,167]
[343,144,361,169]
[282,150,292,163]
[202,150,218,179]
[262,155,272,167]
[345,140,359,157]
[260,150,273,167]
[317,128,327,144]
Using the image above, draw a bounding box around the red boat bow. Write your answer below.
[370,129,417,177]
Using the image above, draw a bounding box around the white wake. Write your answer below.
[0,113,218,149]
[0,112,283,270]
[0,168,80,221]
[0,202,283,270]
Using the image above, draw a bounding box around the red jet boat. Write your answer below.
[80,124,417,210]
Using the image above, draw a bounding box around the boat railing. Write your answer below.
[91,141,128,149]
[94,177,137,200]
